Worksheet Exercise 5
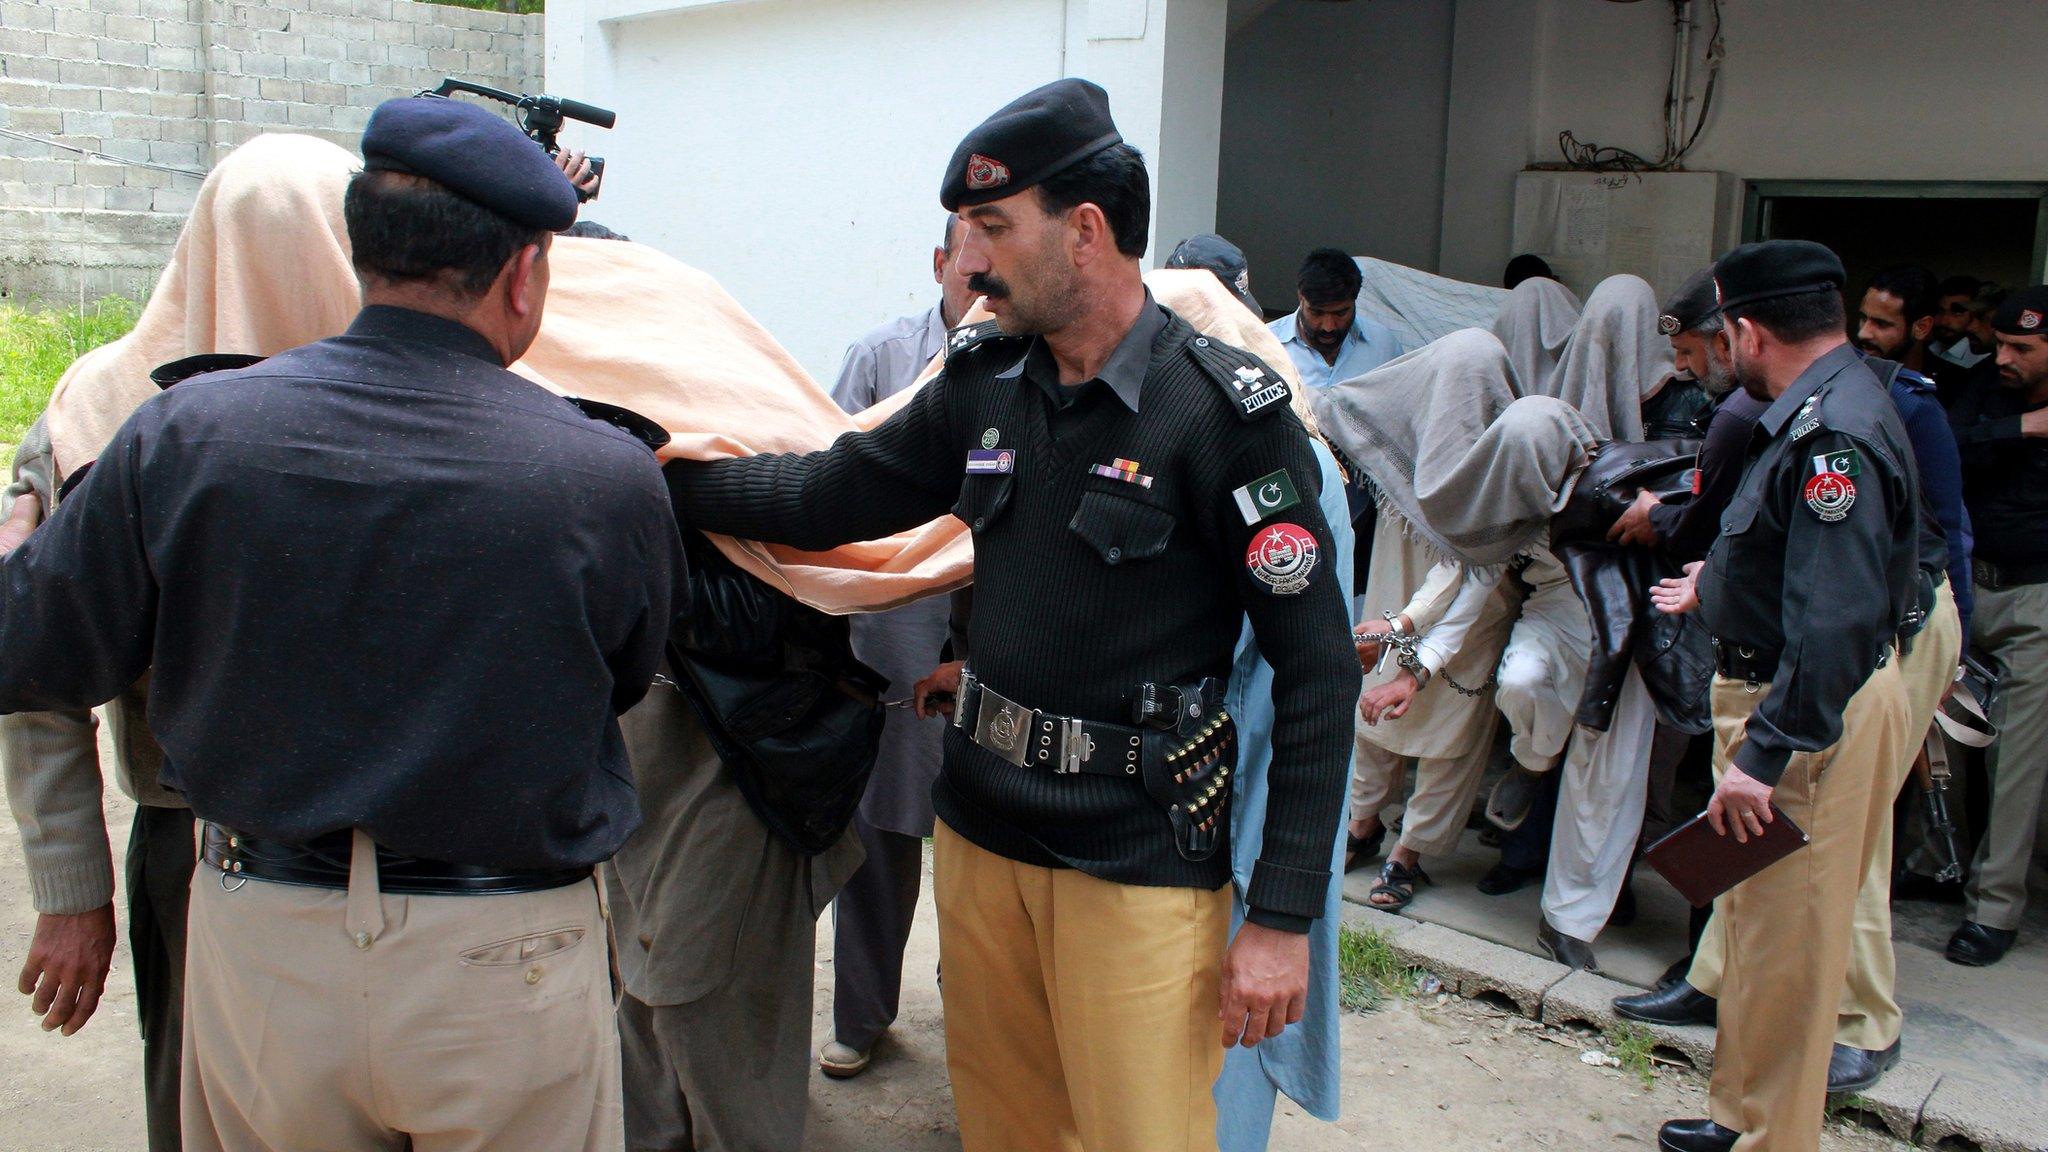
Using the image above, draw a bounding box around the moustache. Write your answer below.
[968,273,1010,300]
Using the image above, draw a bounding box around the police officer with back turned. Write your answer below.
[0,96,682,1152]
[665,79,1359,1151]
[1651,241,1918,1152]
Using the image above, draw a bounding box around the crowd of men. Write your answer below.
[2,72,2046,1152]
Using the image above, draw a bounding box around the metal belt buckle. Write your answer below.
[951,669,979,730]
[972,682,1033,767]
[1056,717,1096,775]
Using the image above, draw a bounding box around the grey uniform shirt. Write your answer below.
[1696,344,1920,785]
[830,303,953,836]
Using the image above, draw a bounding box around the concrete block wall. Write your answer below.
[0,0,542,306]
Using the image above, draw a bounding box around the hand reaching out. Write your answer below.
[1650,560,1703,616]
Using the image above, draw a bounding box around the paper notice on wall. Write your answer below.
[1562,185,1609,256]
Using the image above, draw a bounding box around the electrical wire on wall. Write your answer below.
[1554,0,1725,175]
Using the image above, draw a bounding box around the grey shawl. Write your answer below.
[1314,329,1598,570]
[1544,274,1676,441]
[1489,277,1582,398]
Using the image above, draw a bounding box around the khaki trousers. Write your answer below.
[1690,588,1960,1052]
[1700,665,1910,1152]
[933,821,1230,1152]
[181,836,622,1152]
[1350,707,1501,858]
[1965,579,2048,930]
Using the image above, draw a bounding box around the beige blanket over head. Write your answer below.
[45,133,1301,614]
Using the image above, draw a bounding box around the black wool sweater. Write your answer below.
[666,306,1359,928]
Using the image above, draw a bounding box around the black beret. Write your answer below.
[940,78,1122,212]
[1166,233,1260,315]
[362,96,578,232]
[1710,240,1845,316]
[1658,267,1719,336]
[1991,285,2048,336]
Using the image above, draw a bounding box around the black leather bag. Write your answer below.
[664,531,888,855]
[1552,440,1713,736]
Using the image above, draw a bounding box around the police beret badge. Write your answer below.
[2022,309,2043,331]
[966,153,1011,192]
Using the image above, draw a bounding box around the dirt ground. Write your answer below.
[2,789,1912,1152]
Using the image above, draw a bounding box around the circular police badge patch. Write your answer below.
[1804,472,1856,522]
[1246,523,1320,594]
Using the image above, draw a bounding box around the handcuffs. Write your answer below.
[1367,612,1432,687]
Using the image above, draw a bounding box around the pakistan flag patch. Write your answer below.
[1231,469,1301,526]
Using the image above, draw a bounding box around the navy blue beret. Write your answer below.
[1659,268,1719,335]
[940,78,1122,213]
[1710,240,1845,316]
[1992,285,2048,337]
[361,96,578,232]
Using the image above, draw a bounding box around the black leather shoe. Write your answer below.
[1477,860,1544,896]
[1826,1039,1900,1095]
[1657,1118,1739,1152]
[1946,920,2017,967]
[1487,765,1547,830]
[1614,981,1716,1027]
[1654,955,1693,990]
[1538,921,1599,972]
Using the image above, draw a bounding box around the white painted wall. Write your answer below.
[1215,0,1454,313]
[1440,0,2048,284]
[546,0,1230,382]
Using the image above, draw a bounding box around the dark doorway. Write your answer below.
[1743,181,2048,295]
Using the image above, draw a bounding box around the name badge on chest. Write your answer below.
[966,448,1017,475]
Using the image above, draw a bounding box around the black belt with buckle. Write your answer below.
[201,824,593,896]
[1975,557,2048,591]
[1711,638,1890,684]
[951,671,1144,778]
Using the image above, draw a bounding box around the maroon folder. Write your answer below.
[1643,803,1810,907]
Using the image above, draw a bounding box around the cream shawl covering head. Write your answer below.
[45,133,360,477]
[1489,276,1582,397]
[1312,329,1596,570]
[42,133,1309,614]
[1543,274,1675,442]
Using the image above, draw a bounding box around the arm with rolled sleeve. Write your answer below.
[1206,415,1362,931]
[1736,432,1904,785]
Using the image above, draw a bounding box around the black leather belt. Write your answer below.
[201,824,592,896]
[1975,557,2048,590]
[951,671,1144,778]
[1711,638,1890,684]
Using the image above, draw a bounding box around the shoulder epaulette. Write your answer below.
[1894,367,1936,393]
[1786,391,1827,444]
[1185,333,1290,422]
[943,319,1025,365]
[565,395,671,453]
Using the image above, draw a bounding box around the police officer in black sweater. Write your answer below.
[665,80,1358,1149]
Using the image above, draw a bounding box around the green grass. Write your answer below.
[0,296,140,449]
[423,0,544,13]
[1337,925,1425,1012]
[1600,1022,1660,1089]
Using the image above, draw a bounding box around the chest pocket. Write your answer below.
[1719,492,1761,538]
[1068,489,1176,566]
[954,473,1016,536]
